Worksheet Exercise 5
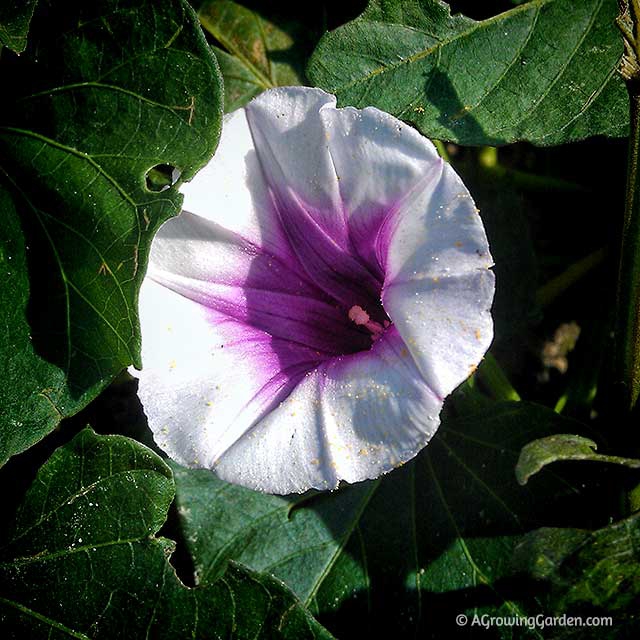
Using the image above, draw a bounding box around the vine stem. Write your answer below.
[616,1,640,411]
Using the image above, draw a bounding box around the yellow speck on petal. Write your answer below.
[400,347,409,357]
[474,329,482,340]
[454,241,463,248]
[359,448,368,456]
[169,360,177,370]
[310,458,320,466]
[206,401,214,407]
[431,276,440,283]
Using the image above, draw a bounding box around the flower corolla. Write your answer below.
[133,87,494,494]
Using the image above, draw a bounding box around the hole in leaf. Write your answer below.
[145,164,181,192]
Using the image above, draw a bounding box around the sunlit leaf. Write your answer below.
[516,434,640,485]
[199,0,314,111]
[307,0,627,145]
[0,0,223,464]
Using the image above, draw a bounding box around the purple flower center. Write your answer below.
[237,204,392,363]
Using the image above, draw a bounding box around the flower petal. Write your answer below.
[144,209,369,355]
[136,278,323,468]
[245,87,384,308]
[320,104,444,274]
[179,106,293,261]
[213,327,442,493]
[382,165,495,398]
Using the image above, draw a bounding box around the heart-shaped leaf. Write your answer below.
[0,0,223,464]
[172,402,607,637]
[307,0,627,145]
[0,428,333,639]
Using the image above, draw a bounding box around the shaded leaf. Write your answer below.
[173,402,606,638]
[0,0,37,53]
[0,0,223,464]
[516,434,640,485]
[307,0,628,145]
[199,0,316,111]
[513,513,640,620]
[0,428,333,639]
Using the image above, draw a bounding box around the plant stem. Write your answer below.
[433,139,450,162]
[616,1,640,411]
[616,92,640,411]
[536,247,607,308]
[476,353,521,403]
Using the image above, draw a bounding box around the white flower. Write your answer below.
[132,87,494,494]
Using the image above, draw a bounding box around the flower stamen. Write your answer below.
[348,305,388,341]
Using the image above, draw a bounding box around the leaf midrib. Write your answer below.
[327,0,557,94]
[0,597,91,640]
[2,467,166,551]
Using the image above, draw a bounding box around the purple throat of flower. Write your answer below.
[134,86,495,495]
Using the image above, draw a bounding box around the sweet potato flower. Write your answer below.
[133,87,494,494]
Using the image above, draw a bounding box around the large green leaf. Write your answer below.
[0,0,223,464]
[307,0,628,145]
[172,402,608,638]
[0,428,333,639]
[0,1,38,53]
[199,0,316,111]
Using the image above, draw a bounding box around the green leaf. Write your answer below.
[172,402,602,637]
[516,434,640,485]
[199,0,314,111]
[0,428,334,639]
[0,1,38,53]
[307,0,628,146]
[513,513,640,618]
[0,0,223,464]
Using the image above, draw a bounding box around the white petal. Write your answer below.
[382,165,495,398]
[214,328,442,494]
[134,279,322,469]
[179,107,293,260]
[244,87,343,229]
